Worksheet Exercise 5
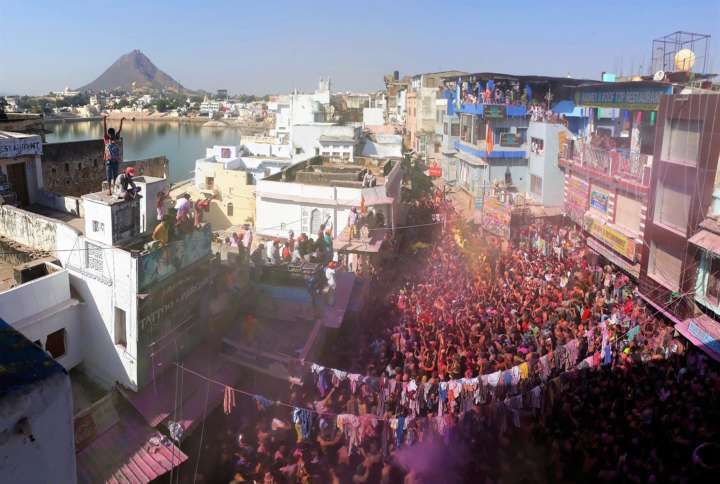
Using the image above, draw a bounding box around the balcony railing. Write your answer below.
[561,140,650,185]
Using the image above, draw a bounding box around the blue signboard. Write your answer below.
[575,84,671,110]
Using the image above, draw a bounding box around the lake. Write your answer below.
[46,120,246,183]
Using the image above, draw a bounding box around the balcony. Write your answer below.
[455,139,527,160]
[560,140,651,186]
[449,102,527,118]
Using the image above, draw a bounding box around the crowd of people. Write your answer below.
[202,193,717,483]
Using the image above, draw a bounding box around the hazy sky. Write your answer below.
[1,0,719,95]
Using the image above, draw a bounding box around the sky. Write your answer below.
[1,0,719,95]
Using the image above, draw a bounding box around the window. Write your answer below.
[434,143,440,153]
[226,202,233,216]
[342,153,350,160]
[310,208,322,234]
[444,123,448,135]
[64,163,69,172]
[450,123,460,137]
[530,174,543,196]
[77,163,82,171]
[93,159,98,168]
[653,174,690,233]
[648,241,682,291]
[531,137,544,155]
[45,328,67,358]
[662,118,703,165]
[706,257,720,306]
[114,307,127,347]
[86,242,104,272]
[205,177,214,189]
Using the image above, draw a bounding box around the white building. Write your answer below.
[0,319,77,484]
[200,97,222,114]
[198,145,293,184]
[292,124,359,161]
[255,157,403,240]
[361,134,403,160]
[362,107,385,128]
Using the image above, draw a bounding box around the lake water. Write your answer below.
[46,120,246,183]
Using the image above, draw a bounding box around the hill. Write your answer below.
[79,50,186,93]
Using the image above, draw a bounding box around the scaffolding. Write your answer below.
[651,31,711,74]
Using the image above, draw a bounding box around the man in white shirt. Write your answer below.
[325,261,337,306]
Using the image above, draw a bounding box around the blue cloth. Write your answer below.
[503,370,513,386]
[396,416,406,448]
[438,386,448,403]
[487,79,495,92]
[524,84,532,100]
[292,408,313,440]
[106,162,118,184]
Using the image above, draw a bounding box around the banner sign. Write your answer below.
[482,197,511,238]
[564,176,588,221]
[585,216,636,261]
[0,135,42,159]
[428,165,442,177]
[589,186,610,213]
[483,104,506,119]
[499,132,522,147]
[575,84,671,111]
[586,237,640,278]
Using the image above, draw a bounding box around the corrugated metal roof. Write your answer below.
[77,397,188,484]
[689,229,720,255]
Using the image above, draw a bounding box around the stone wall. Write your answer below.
[42,140,105,196]
[42,139,169,196]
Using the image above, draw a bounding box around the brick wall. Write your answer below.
[42,140,105,196]
[42,140,169,196]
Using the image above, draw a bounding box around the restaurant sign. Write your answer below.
[585,216,636,261]
[575,84,671,111]
[482,197,511,238]
[0,135,42,159]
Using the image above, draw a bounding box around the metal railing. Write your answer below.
[561,140,649,184]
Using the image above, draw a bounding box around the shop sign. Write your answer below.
[586,237,640,278]
[499,132,522,147]
[564,176,588,219]
[585,217,636,261]
[590,187,610,213]
[688,320,720,356]
[0,135,42,159]
[575,84,671,110]
[483,104,506,119]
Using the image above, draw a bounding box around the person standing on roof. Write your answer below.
[103,115,125,195]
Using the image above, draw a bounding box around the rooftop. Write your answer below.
[0,317,65,396]
[265,156,391,188]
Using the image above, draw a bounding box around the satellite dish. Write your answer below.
[674,49,696,72]
[653,70,666,81]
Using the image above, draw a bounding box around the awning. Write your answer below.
[688,229,720,256]
[675,314,720,362]
[77,394,188,484]
[454,150,488,167]
[122,343,241,433]
[587,237,640,278]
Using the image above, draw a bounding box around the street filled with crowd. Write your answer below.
[206,192,720,483]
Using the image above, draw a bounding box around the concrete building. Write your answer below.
[636,92,720,360]
[0,318,76,484]
[440,73,585,223]
[0,131,43,207]
[292,124,360,161]
[559,80,672,278]
[255,156,403,243]
[172,144,291,230]
[406,70,466,160]
[362,107,385,128]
